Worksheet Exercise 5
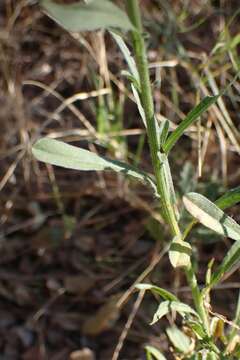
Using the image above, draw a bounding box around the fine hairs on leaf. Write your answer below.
[183,192,240,241]
[32,137,158,195]
[110,30,140,84]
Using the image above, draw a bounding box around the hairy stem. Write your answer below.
[125,0,180,236]
[125,0,211,337]
[185,266,210,336]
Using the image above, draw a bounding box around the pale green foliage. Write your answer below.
[32,1,240,358]
[183,192,240,241]
[151,300,198,325]
[110,31,139,84]
[166,326,192,354]
[41,0,134,32]
[169,236,192,268]
[135,283,178,301]
[32,137,157,193]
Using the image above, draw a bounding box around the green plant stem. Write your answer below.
[125,0,211,337]
[125,0,179,236]
[182,219,198,241]
[185,265,210,336]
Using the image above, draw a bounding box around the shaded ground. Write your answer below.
[0,1,240,359]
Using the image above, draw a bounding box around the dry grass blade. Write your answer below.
[112,290,145,360]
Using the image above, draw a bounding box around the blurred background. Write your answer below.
[0,0,240,359]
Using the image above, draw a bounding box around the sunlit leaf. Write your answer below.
[183,192,240,241]
[151,300,197,325]
[150,301,170,324]
[32,138,157,193]
[135,283,178,301]
[41,0,134,32]
[169,236,192,268]
[166,326,192,354]
[170,301,198,317]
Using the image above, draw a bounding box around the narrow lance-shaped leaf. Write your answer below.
[183,192,240,241]
[164,156,179,219]
[159,119,170,149]
[158,153,178,213]
[163,95,219,154]
[215,186,240,210]
[32,138,157,193]
[110,31,139,84]
[41,0,134,33]
[210,240,240,288]
[135,283,178,301]
[163,73,239,154]
[131,83,147,127]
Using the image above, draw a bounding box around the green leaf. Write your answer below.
[151,300,197,325]
[110,31,139,84]
[166,326,192,354]
[32,138,157,193]
[186,319,207,339]
[210,240,240,287]
[169,301,198,318]
[164,156,179,219]
[159,119,170,149]
[158,153,178,218]
[135,283,178,301]
[230,33,240,49]
[183,192,240,241]
[145,345,167,360]
[150,301,170,324]
[163,95,219,154]
[169,236,192,268]
[206,352,218,360]
[215,186,240,210]
[131,84,147,127]
[41,0,134,32]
